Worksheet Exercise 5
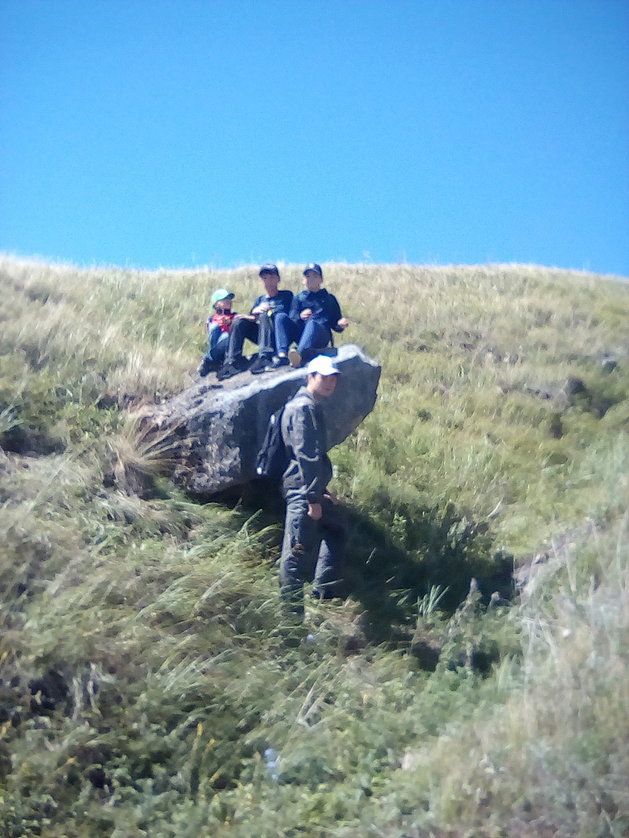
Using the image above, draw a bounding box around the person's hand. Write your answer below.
[300,308,313,321]
[252,303,270,315]
[307,502,322,520]
[337,317,350,329]
[235,314,256,321]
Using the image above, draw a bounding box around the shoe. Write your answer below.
[288,349,302,368]
[197,358,218,377]
[266,355,290,371]
[216,362,243,381]
[250,355,272,375]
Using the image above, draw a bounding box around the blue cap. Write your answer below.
[303,263,323,278]
[259,263,279,276]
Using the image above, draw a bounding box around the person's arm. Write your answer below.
[285,404,326,503]
[249,294,265,316]
[289,293,302,324]
[274,290,293,316]
[328,294,348,333]
[233,296,259,321]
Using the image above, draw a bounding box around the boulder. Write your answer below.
[143,344,381,496]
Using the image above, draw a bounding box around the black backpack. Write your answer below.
[255,407,290,480]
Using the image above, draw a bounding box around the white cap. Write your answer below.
[306,355,341,376]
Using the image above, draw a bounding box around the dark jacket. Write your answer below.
[251,289,293,317]
[281,387,333,503]
[289,289,344,333]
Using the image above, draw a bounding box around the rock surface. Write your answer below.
[142,344,381,496]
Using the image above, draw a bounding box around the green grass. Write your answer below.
[0,255,627,835]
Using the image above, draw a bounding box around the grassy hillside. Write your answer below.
[0,255,627,836]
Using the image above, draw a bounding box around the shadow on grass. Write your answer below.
[204,481,513,645]
[341,502,513,642]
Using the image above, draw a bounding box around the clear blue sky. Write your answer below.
[1,0,628,275]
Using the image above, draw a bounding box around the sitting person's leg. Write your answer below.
[214,330,230,363]
[264,312,293,370]
[297,319,330,355]
[274,312,293,356]
[288,319,330,367]
[218,318,259,380]
[198,326,228,376]
[225,318,259,366]
[249,313,276,373]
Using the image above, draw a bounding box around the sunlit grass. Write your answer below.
[0,254,627,835]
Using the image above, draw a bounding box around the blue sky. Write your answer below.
[1,0,628,275]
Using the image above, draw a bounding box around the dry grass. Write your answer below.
[0,254,627,835]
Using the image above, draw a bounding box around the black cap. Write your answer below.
[259,263,279,277]
[303,262,323,278]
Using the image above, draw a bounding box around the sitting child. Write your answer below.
[197,288,237,377]
[287,263,349,367]
[217,264,294,381]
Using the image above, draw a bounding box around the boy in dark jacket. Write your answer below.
[217,264,294,381]
[287,263,349,368]
[279,355,346,621]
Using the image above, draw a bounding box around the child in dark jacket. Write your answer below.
[197,289,237,377]
[216,264,294,380]
[288,263,349,367]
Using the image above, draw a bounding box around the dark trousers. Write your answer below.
[225,312,292,364]
[279,491,345,620]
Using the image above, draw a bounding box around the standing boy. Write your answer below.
[287,263,349,368]
[279,355,346,621]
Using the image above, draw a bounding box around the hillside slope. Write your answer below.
[0,256,627,836]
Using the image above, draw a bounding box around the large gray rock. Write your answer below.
[144,344,380,495]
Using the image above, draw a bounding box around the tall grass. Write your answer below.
[0,255,627,835]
